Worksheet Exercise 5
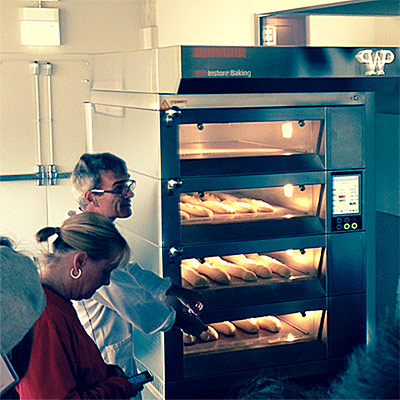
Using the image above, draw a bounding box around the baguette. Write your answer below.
[222,200,258,213]
[183,333,196,345]
[181,264,210,288]
[239,198,274,212]
[180,202,213,218]
[199,325,219,342]
[222,255,272,278]
[214,192,239,201]
[202,193,222,202]
[180,193,203,205]
[181,258,202,269]
[209,321,237,336]
[204,257,257,282]
[183,259,231,284]
[196,262,231,284]
[201,200,236,214]
[255,316,281,333]
[246,254,291,278]
[231,318,259,334]
[180,210,190,220]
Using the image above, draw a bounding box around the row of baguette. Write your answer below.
[180,192,275,220]
[181,254,292,288]
[184,316,282,345]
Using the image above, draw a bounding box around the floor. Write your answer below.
[184,372,337,399]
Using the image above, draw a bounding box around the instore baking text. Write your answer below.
[206,69,252,78]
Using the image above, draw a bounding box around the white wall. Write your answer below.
[0,0,145,252]
[308,15,400,46]
[0,0,144,55]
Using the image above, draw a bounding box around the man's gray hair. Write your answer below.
[71,153,128,209]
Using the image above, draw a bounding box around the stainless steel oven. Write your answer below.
[87,45,397,399]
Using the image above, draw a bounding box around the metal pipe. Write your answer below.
[45,62,58,185]
[30,61,41,166]
[84,102,94,153]
[45,62,54,165]
[30,61,45,186]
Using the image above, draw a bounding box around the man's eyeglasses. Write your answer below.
[90,179,136,197]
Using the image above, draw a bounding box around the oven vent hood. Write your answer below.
[90,45,399,95]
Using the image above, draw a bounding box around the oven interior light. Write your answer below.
[286,249,294,256]
[287,333,295,342]
[282,122,293,138]
[283,184,294,197]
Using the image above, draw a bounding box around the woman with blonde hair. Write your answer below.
[16,212,142,399]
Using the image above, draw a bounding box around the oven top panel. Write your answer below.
[90,46,400,95]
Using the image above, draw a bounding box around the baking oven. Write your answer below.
[87,46,388,399]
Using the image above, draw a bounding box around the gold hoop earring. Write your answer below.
[70,268,82,279]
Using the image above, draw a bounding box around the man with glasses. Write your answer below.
[70,153,206,380]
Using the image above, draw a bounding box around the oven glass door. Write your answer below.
[177,108,325,176]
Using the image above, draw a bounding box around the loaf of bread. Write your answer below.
[183,333,196,345]
[182,258,231,284]
[199,325,219,342]
[180,202,214,218]
[239,198,274,212]
[222,254,272,278]
[209,321,237,336]
[180,210,190,220]
[202,192,222,202]
[201,200,236,214]
[214,192,239,201]
[231,318,259,334]
[180,193,203,205]
[181,258,202,269]
[247,254,291,278]
[222,200,257,213]
[181,264,210,288]
[255,316,281,333]
[196,262,231,284]
[204,256,257,282]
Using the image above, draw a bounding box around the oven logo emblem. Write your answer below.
[355,49,395,75]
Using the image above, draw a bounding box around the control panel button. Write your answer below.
[344,223,350,230]
[337,224,343,230]
[351,222,358,229]
[344,217,350,223]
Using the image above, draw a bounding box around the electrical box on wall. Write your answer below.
[20,8,60,46]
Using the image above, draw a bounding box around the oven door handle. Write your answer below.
[167,178,183,195]
[168,246,183,261]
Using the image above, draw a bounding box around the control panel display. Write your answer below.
[332,175,360,215]
[331,174,362,232]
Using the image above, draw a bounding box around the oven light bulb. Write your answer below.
[283,184,294,197]
[282,122,293,138]
[286,249,294,256]
[287,333,295,342]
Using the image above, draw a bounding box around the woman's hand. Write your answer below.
[107,364,145,397]
[129,382,144,397]
[166,284,205,314]
[107,364,128,378]
[173,308,208,336]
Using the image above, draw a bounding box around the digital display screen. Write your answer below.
[332,175,360,216]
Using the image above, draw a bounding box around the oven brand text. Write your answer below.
[193,47,247,58]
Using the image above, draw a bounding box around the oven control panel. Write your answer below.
[331,173,362,232]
